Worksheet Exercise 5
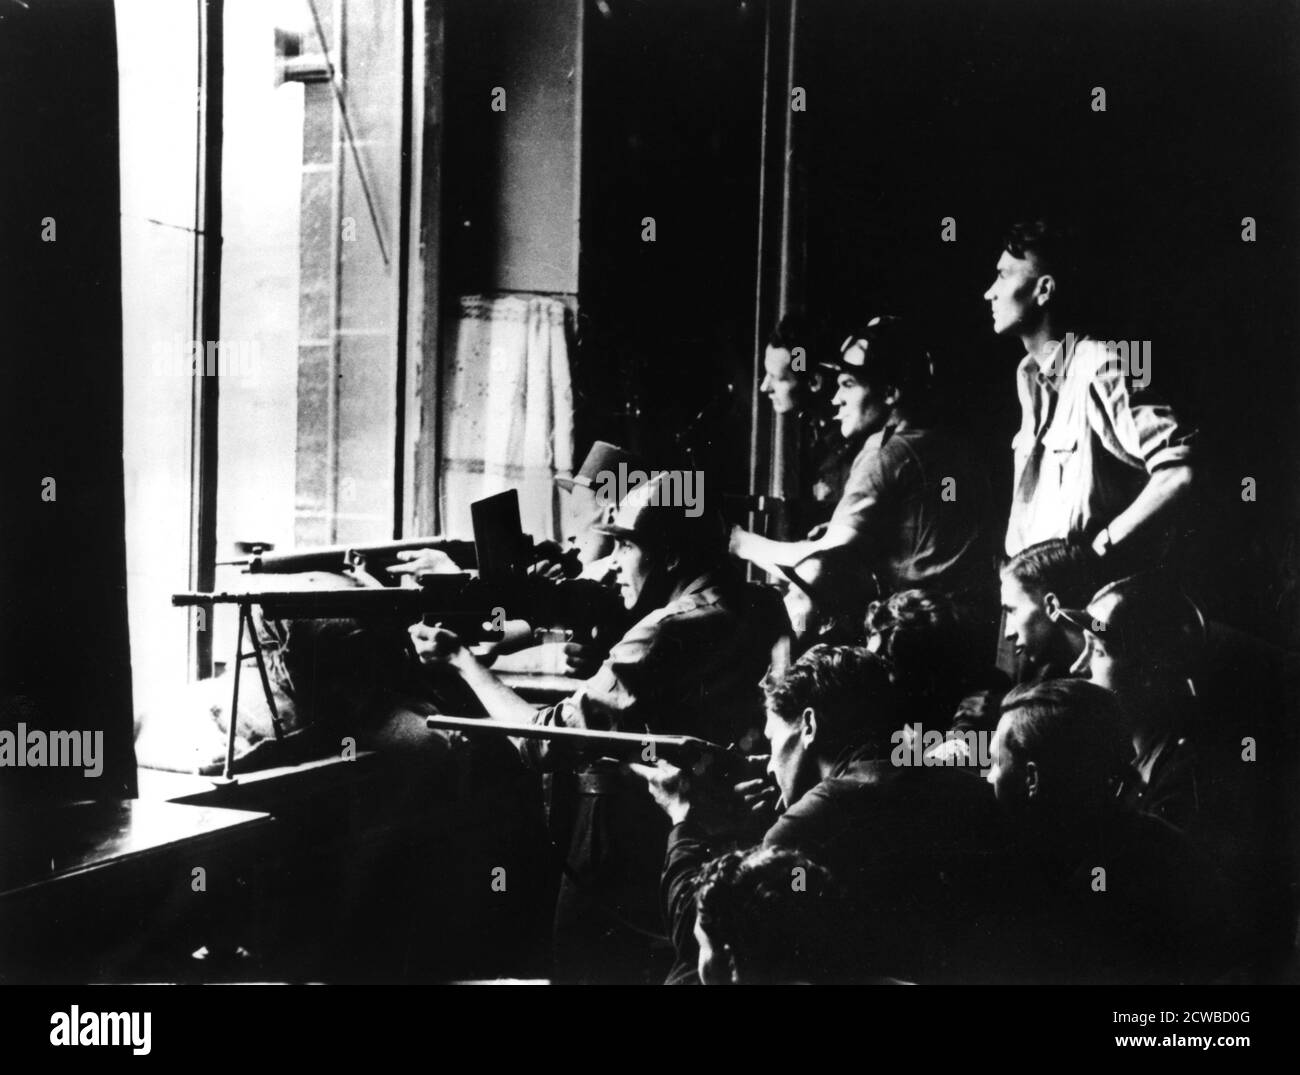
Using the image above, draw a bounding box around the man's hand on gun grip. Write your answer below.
[561,625,607,678]
[626,757,695,826]
[408,622,469,669]
[628,754,759,836]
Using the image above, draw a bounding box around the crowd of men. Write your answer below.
[402,218,1297,984]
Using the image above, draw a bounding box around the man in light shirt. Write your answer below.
[983,219,1197,562]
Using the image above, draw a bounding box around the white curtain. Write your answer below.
[439,294,576,541]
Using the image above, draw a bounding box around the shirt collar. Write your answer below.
[1019,336,1075,392]
[880,415,911,444]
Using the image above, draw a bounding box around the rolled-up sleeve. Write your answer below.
[830,439,899,536]
[1085,342,1195,474]
[518,614,667,769]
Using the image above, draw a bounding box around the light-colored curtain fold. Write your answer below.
[439,294,575,541]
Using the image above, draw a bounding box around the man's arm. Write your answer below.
[408,624,542,726]
[410,611,667,768]
[1084,340,1197,557]
[729,521,861,576]
[628,758,763,985]
[661,817,715,984]
[1093,463,1195,556]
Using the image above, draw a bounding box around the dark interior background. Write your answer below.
[798,0,1300,643]
[554,0,1300,644]
[576,0,767,487]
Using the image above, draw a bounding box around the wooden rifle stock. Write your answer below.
[424,715,745,777]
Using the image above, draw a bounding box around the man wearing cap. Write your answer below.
[731,315,994,626]
[548,440,644,580]
[1055,573,1207,825]
[408,474,784,983]
[983,219,1197,562]
[393,441,643,677]
[1058,572,1300,971]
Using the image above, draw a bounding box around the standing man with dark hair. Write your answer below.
[732,315,995,629]
[984,219,1197,563]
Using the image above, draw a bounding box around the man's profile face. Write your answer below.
[1000,573,1055,664]
[760,345,806,416]
[831,369,890,440]
[764,702,811,810]
[983,249,1045,337]
[986,717,1028,809]
[1075,592,1138,696]
[611,538,653,610]
[694,917,730,985]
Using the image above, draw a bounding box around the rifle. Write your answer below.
[424,715,747,779]
[217,536,480,576]
[173,571,622,643]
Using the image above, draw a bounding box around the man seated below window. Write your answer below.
[690,846,843,985]
[987,678,1234,982]
[633,644,1014,983]
[998,537,1103,684]
[865,588,1009,766]
[408,474,785,984]
[1054,574,1297,972]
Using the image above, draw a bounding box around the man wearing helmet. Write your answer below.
[408,474,783,982]
[731,315,994,634]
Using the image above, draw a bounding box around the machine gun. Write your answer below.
[173,571,623,643]
[424,715,748,780]
[171,572,625,783]
[217,536,480,576]
[179,491,613,781]
[219,490,584,582]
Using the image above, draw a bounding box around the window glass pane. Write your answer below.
[217,0,405,566]
[117,0,200,724]
[120,0,407,741]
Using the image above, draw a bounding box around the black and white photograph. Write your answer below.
[1,0,1298,1043]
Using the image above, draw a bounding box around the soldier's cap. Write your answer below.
[1050,572,1206,668]
[819,314,934,395]
[592,472,723,552]
[555,441,644,493]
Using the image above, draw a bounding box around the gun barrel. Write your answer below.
[171,573,623,641]
[424,715,741,773]
[234,537,478,574]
